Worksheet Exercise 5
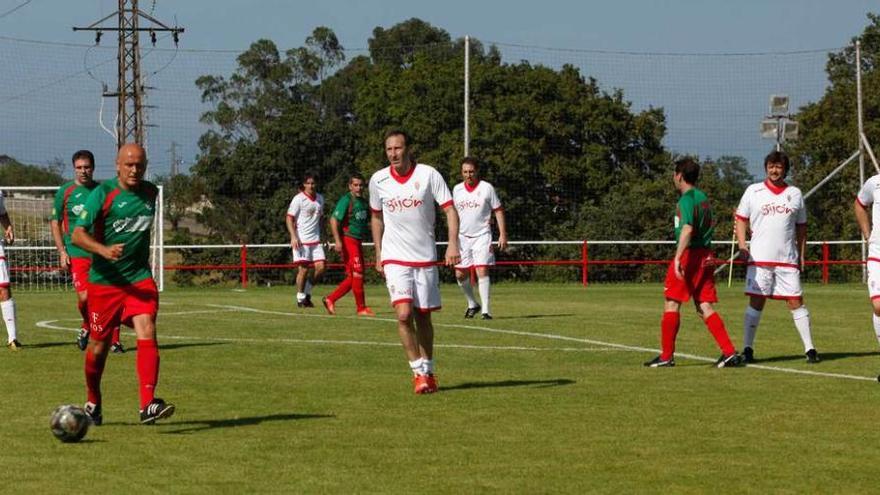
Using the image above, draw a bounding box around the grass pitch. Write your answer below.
[2,282,880,493]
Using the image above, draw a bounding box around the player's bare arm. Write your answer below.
[494,208,508,252]
[796,223,807,271]
[330,216,343,253]
[443,205,461,266]
[371,211,384,274]
[72,226,123,261]
[286,214,301,250]
[674,224,693,280]
[0,213,13,245]
[855,198,872,240]
[735,217,750,261]
[50,219,71,269]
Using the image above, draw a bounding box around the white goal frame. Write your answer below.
[0,185,164,292]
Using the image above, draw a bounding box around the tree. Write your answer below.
[0,156,65,186]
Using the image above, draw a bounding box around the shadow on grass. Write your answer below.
[491,314,576,320]
[156,342,229,351]
[159,413,334,434]
[441,378,575,392]
[754,350,879,364]
[22,342,74,349]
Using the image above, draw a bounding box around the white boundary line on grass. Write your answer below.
[34,309,622,354]
[207,304,879,384]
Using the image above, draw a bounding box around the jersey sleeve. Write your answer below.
[368,175,382,212]
[796,192,807,225]
[734,187,751,221]
[51,186,66,221]
[286,196,300,218]
[857,177,876,207]
[75,186,107,233]
[332,194,351,221]
[488,184,502,210]
[431,169,453,208]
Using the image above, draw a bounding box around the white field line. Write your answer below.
[205,304,879,383]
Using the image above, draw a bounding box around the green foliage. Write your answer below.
[0,156,65,186]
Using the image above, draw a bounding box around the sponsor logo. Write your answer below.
[111,215,153,233]
[456,199,482,211]
[384,196,424,213]
[72,204,84,216]
[760,202,793,216]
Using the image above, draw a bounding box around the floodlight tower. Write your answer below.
[761,94,799,151]
[73,0,184,149]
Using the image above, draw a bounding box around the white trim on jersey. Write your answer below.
[453,180,502,238]
[735,180,806,267]
[286,192,324,243]
[369,163,453,265]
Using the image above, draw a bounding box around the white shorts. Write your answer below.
[292,243,326,266]
[744,264,802,300]
[867,243,880,300]
[456,233,495,269]
[383,263,441,311]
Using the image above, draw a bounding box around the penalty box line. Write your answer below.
[209,303,878,384]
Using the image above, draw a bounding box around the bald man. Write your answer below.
[73,143,175,425]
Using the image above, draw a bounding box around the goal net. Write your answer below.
[1,186,164,291]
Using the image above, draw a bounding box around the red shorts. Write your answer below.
[663,248,718,303]
[88,277,159,341]
[70,257,91,292]
[342,236,364,276]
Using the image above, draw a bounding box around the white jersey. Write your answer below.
[857,175,880,245]
[735,180,806,267]
[369,163,453,265]
[286,192,324,244]
[453,180,502,237]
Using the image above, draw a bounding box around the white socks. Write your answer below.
[408,358,435,376]
[457,278,478,308]
[1,299,17,343]
[296,292,306,303]
[743,306,762,349]
[791,306,814,352]
[478,277,491,315]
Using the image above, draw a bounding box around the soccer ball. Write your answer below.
[49,405,90,443]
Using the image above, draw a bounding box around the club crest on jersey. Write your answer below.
[414,181,420,191]
[385,196,424,213]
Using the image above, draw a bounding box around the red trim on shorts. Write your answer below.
[734,213,749,222]
[856,197,869,208]
[389,163,417,184]
[370,207,382,213]
[382,260,436,267]
[764,179,789,195]
[0,256,5,261]
[392,298,414,306]
[439,200,454,209]
[871,295,880,301]
[301,241,321,246]
[0,283,9,288]
[744,292,802,300]
[868,257,880,264]
[472,264,493,269]
[416,306,441,313]
[749,261,799,268]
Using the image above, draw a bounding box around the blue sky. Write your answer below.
[0,0,877,178]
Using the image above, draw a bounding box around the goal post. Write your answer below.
[0,185,164,292]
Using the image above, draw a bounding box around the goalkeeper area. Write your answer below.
[3,282,879,492]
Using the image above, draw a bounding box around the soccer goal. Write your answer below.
[0,186,164,292]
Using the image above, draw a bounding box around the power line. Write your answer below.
[0,0,33,20]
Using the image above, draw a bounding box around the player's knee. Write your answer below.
[872,303,880,317]
[0,287,11,301]
[395,307,412,323]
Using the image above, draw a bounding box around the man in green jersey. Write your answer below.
[50,150,123,353]
[72,143,175,425]
[644,157,740,368]
[323,173,374,316]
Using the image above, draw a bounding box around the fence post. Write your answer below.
[822,242,830,284]
[240,244,248,289]
[582,240,588,287]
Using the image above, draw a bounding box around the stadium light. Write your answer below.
[761,94,798,151]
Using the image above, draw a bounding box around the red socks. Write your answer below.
[327,277,352,304]
[704,312,736,356]
[660,311,680,360]
[84,347,107,405]
[136,339,160,409]
[351,274,366,311]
